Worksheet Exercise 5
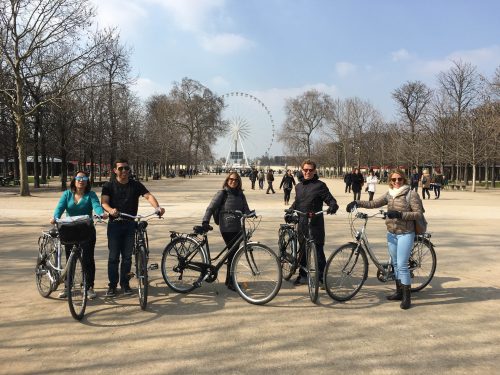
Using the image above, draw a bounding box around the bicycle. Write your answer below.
[278,209,327,304]
[323,207,437,302]
[35,215,97,320]
[114,211,162,310]
[161,210,282,305]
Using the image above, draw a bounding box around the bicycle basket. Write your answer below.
[246,216,262,239]
[56,215,93,245]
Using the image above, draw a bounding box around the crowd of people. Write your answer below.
[50,158,435,311]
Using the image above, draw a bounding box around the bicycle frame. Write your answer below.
[169,211,254,283]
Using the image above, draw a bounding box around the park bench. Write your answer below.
[92,180,107,188]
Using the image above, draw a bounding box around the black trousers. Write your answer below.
[221,231,240,283]
[64,226,96,288]
[283,188,292,203]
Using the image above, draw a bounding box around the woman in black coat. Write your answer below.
[351,168,364,201]
[202,172,251,291]
[279,169,296,205]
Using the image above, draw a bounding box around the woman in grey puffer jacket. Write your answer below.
[346,169,424,309]
[202,172,251,291]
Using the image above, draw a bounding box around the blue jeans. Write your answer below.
[387,232,414,285]
[107,221,136,288]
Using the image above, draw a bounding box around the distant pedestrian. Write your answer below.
[266,170,275,194]
[433,169,444,199]
[421,169,431,199]
[365,169,378,201]
[257,170,265,189]
[344,172,352,193]
[410,169,419,193]
[250,168,258,189]
[279,169,296,205]
[351,168,364,201]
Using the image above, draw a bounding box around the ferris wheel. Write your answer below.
[219,92,275,168]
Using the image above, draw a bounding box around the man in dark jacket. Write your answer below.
[343,172,352,193]
[289,159,339,286]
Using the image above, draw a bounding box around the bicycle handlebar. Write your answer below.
[285,209,327,218]
[117,211,163,220]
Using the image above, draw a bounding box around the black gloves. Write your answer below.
[202,221,212,231]
[327,203,339,215]
[386,211,402,219]
[346,201,357,212]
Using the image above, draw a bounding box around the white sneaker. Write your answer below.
[58,289,67,298]
[87,288,97,300]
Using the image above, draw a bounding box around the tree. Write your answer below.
[392,81,433,167]
[0,0,108,195]
[279,89,333,158]
[438,60,480,183]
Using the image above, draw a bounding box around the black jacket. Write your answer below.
[351,173,364,192]
[202,188,250,233]
[280,175,296,190]
[290,175,337,244]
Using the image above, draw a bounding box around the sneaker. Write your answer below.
[293,276,308,286]
[319,281,325,290]
[123,286,133,295]
[87,288,97,300]
[105,287,117,297]
[58,289,67,298]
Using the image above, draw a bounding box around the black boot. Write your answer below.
[386,279,402,301]
[400,284,411,309]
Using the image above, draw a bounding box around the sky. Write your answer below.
[91,0,500,159]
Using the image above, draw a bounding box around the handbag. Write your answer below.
[56,215,93,245]
[405,191,427,235]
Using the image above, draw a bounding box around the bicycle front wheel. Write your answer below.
[324,243,368,301]
[278,227,297,280]
[67,252,87,321]
[35,239,53,297]
[410,238,437,292]
[232,243,282,305]
[306,242,319,304]
[161,236,209,293]
[136,245,148,310]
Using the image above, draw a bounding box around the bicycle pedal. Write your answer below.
[149,263,158,270]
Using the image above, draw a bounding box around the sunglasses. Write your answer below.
[75,176,89,182]
[228,178,238,182]
[391,177,403,182]
[303,168,315,173]
[117,166,130,171]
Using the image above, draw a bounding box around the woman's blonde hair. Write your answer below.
[388,169,408,188]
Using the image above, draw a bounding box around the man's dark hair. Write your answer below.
[114,158,129,168]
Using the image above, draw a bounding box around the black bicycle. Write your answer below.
[324,208,437,302]
[116,211,161,310]
[278,209,327,304]
[35,215,96,320]
[161,210,282,305]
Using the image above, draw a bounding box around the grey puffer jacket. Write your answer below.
[202,188,250,233]
[356,185,424,234]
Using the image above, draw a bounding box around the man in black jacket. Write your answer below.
[289,159,339,286]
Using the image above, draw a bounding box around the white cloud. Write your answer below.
[391,48,412,62]
[148,0,227,32]
[416,45,500,76]
[211,75,230,88]
[335,62,356,77]
[200,33,254,54]
[131,78,170,99]
[91,0,147,34]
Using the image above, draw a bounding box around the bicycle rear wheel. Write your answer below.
[278,227,297,280]
[306,242,319,304]
[232,243,282,305]
[135,245,148,310]
[324,243,368,301]
[410,239,437,292]
[161,236,208,293]
[67,252,87,321]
